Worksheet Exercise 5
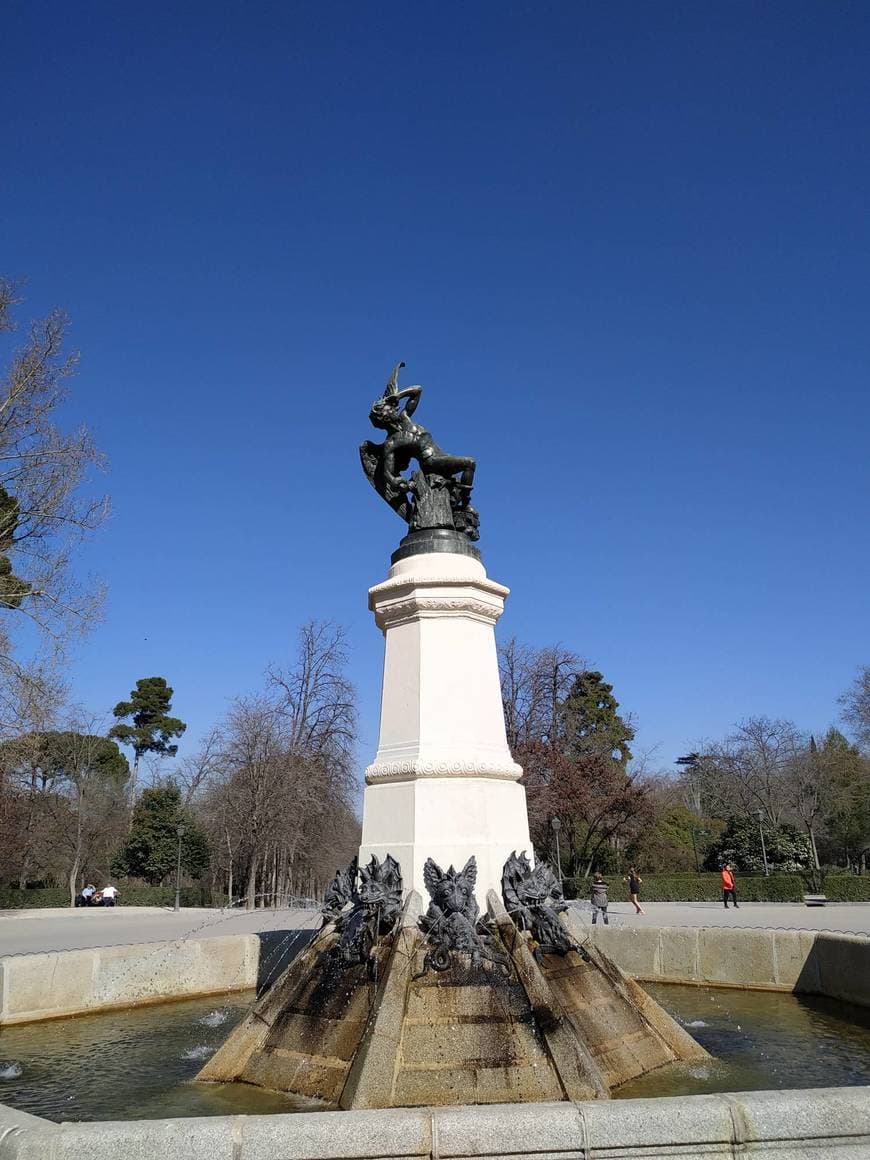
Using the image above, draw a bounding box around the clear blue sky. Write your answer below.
[3,2,868,778]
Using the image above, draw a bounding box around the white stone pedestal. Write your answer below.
[358,550,532,906]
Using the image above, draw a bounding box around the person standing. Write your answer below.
[624,866,645,915]
[590,873,609,924]
[721,864,739,908]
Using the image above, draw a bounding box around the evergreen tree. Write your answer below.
[704,816,812,874]
[112,783,208,886]
[109,677,186,808]
[559,670,635,766]
[820,727,870,870]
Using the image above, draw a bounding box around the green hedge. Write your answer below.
[0,884,221,909]
[824,876,870,902]
[566,873,870,903]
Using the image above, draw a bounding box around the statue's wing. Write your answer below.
[501,851,523,911]
[359,440,411,522]
[359,441,381,490]
[382,854,404,902]
[461,857,478,895]
[422,858,443,900]
[322,855,357,918]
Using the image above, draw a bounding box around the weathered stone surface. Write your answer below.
[487,889,607,1101]
[617,972,709,1062]
[394,1059,562,1107]
[434,1100,585,1159]
[544,914,705,1088]
[198,930,338,1083]
[581,1092,734,1154]
[698,927,776,986]
[2,950,95,1019]
[240,1107,432,1160]
[580,922,660,979]
[341,893,422,1109]
[655,926,699,981]
[807,932,870,1007]
[34,1117,239,1160]
[1,936,260,1025]
[734,1085,870,1151]
[238,959,375,1102]
[243,1048,347,1103]
[405,977,528,1022]
[772,928,817,989]
[5,1090,870,1158]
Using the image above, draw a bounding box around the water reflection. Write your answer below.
[617,984,870,1098]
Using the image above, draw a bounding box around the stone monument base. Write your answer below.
[358,777,532,910]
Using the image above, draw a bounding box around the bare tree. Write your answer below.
[173,726,224,807]
[202,621,360,909]
[685,717,804,827]
[268,621,357,778]
[0,276,107,691]
[499,637,585,753]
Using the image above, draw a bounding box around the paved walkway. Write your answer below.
[569,900,870,935]
[0,906,321,956]
[1,900,869,957]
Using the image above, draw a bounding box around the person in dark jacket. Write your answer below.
[623,866,645,915]
[591,873,609,924]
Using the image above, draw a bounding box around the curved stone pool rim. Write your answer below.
[2,925,870,1156]
[2,1087,870,1158]
[3,922,870,1026]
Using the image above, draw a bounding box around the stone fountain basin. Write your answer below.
[1,924,870,1156]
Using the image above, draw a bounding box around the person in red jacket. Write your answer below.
[721,864,739,908]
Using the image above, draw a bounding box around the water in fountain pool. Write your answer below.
[0,992,320,1121]
[3,983,870,1119]
[616,983,870,1098]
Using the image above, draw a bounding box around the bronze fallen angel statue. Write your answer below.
[360,361,480,541]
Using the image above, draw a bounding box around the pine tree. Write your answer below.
[109,677,186,809]
[559,670,635,766]
[112,783,208,886]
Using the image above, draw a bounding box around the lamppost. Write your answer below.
[756,809,769,877]
[550,816,562,886]
[174,824,185,912]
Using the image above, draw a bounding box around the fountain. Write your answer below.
[196,362,707,1107]
[4,362,870,1155]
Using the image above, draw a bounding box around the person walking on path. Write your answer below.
[591,873,609,924]
[624,866,645,915]
[721,864,739,908]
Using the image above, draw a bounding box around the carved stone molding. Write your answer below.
[374,593,504,629]
[365,756,524,784]
[370,573,510,602]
